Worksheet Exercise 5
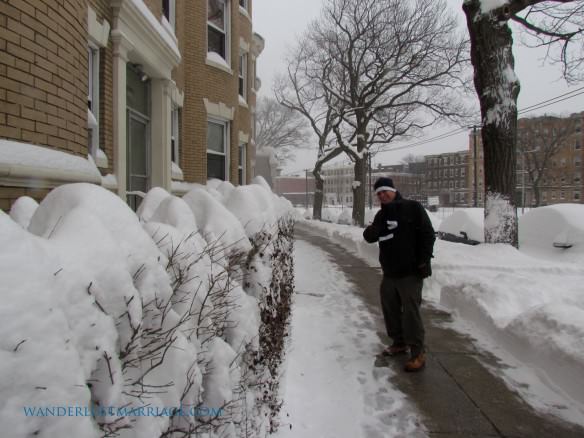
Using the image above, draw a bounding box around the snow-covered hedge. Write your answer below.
[1,178,294,438]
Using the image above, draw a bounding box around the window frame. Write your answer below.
[207,0,230,62]
[238,142,246,185]
[239,52,247,100]
[162,0,176,31]
[87,43,100,158]
[171,106,180,165]
[207,118,230,181]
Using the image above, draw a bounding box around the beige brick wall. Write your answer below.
[0,186,51,212]
[0,0,88,156]
[180,0,253,185]
[88,0,114,176]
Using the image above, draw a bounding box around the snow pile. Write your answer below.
[438,208,484,242]
[519,203,584,263]
[1,181,294,438]
[300,213,584,426]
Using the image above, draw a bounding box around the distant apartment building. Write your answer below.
[468,112,583,208]
[0,0,263,211]
[320,162,425,208]
[516,113,583,206]
[273,174,315,207]
[425,150,471,207]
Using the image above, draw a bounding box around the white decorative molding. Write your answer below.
[252,32,265,57]
[111,0,181,79]
[238,131,249,144]
[204,99,234,120]
[168,81,184,107]
[239,37,250,52]
[88,6,111,47]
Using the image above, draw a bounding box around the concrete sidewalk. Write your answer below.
[296,223,584,438]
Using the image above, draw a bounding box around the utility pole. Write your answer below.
[521,152,526,215]
[368,152,373,210]
[473,125,478,207]
[305,169,309,209]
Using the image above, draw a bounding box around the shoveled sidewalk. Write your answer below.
[296,223,584,438]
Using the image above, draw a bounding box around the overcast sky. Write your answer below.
[253,0,584,174]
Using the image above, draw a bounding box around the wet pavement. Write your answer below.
[296,223,584,438]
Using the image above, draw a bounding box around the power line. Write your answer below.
[281,86,583,174]
[377,86,583,153]
[518,86,584,113]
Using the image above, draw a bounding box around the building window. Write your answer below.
[239,0,247,10]
[542,191,547,200]
[575,158,581,168]
[162,0,175,31]
[87,45,99,157]
[208,0,228,59]
[575,140,581,150]
[575,192,581,201]
[171,106,180,164]
[207,120,229,180]
[238,143,246,185]
[560,190,565,200]
[239,53,247,99]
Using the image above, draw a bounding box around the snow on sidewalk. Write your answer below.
[275,239,424,438]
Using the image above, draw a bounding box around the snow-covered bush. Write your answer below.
[0,180,294,438]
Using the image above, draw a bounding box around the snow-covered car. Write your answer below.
[518,203,584,262]
[437,208,483,245]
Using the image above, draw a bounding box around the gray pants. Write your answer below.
[380,275,425,357]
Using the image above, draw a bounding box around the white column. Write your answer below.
[111,30,132,199]
[150,79,172,191]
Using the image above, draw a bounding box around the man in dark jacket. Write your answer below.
[363,177,435,372]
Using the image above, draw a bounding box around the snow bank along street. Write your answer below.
[300,211,584,428]
[1,179,294,438]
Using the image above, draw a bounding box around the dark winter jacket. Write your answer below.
[363,192,436,278]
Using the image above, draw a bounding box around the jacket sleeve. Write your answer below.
[416,203,436,263]
[363,211,383,243]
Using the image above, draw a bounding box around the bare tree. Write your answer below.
[275,38,342,220]
[518,115,579,206]
[255,97,311,166]
[308,0,470,226]
[462,0,584,246]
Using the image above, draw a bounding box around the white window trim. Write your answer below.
[207,118,230,181]
[239,142,246,185]
[238,52,248,103]
[87,6,110,169]
[171,106,180,164]
[162,0,176,32]
[207,0,231,66]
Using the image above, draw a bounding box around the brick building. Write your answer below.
[467,112,583,208]
[425,150,471,207]
[0,0,263,211]
[273,175,315,207]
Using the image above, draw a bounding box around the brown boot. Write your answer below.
[404,353,426,372]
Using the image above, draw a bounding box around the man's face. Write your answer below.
[377,190,396,205]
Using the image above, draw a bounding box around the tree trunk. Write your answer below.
[532,181,541,207]
[352,157,366,227]
[312,168,324,220]
[463,0,519,247]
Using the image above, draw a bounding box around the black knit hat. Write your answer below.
[374,177,396,193]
